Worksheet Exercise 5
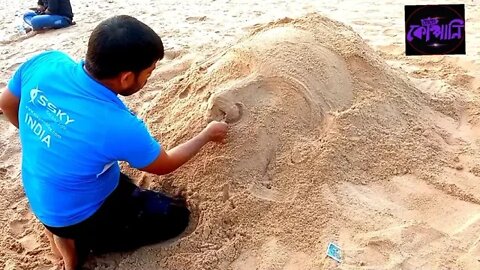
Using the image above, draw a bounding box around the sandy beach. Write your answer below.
[1,0,480,269]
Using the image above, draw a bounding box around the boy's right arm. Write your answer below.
[140,121,228,175]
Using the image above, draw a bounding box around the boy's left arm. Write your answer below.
[0,89,20,129]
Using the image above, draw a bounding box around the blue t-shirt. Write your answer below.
[8,51,161,227]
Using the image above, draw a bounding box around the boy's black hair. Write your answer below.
[85,15,164,79]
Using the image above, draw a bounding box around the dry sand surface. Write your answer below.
[1,0,480,269]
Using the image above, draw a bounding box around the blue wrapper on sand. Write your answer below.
[326,242,342,263]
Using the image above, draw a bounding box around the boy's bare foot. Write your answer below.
[45,229,62,259]
[53,235,77,270]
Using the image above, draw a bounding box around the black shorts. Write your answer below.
[44,173,190,255]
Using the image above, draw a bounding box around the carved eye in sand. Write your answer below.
[207,95,244,124]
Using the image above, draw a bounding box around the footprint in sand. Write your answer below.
[249,182,291,202]
[383,28,400,38]
[8,213,43,254]
[9,219,29,237]
[0,167,7,178]
[0,31,37,45]
[18,233,41,253]
[186,16,207,22]
[352,20,369,26]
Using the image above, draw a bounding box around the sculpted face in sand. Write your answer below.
[203,25,354,201]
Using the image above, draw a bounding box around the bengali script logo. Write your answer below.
[405,5,465,55]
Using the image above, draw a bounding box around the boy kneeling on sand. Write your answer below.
[0,15,228,270]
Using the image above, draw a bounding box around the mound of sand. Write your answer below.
[3,12,480,270]
[107,14,480,269]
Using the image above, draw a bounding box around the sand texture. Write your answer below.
[1,1,480,269]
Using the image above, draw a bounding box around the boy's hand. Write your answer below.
[203,121,228,143]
